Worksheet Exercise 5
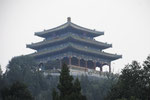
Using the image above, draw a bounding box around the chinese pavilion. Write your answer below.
[27,17,122,73]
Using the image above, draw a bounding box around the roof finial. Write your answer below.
[67,17,71,22]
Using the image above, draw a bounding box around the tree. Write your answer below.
[105,61,142,100]
[0,65,2,86]
[0,65,2,83]
[72,78,86,100]
[106,55,150,100]
[57,63,74,100]
[142,56,150,100]
[52,63,86,100]
[1,81,33,100]
[0,65,2,76]
[0,65,3,100]
[4,55,50,99]
[52,89,59,100]
[116,96,140,100]
[5,55,37,83]
[79,74,118,100]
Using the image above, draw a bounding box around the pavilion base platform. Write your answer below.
[42,65,111,78]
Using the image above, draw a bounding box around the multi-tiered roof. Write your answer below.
[27,17,121,72]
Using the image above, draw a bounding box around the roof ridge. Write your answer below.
[35,18,104,37]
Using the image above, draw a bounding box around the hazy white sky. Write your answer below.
[0,0,150,73]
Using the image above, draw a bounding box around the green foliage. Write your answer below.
[0,65,3,87]
[52,89,59,100]
[53,63,86,100]
[72,78,86,100]
[106,55,150,100]
[1,81,33,100]
[50,72,117,100]
[5,55,37,83]
[4,55,50,99]
[1,55,119,100]
[0,65,3,100]
[57,63,74,99]
[74,78,81,95]
[0,65,2,76]
[116,96,140,100]
[80,74,118,100]
[0,65,2,82]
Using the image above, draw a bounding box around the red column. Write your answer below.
[85,60,88,72]
[109,63,111,73]
[85,61,87,68]
[78,58,80,66]
[60,59,62,67]
[94,62,96,69]
[69,56,71,65]
[100,67,103,72]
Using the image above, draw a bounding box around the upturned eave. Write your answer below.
[26,34,112,50]
[30,43,121,61]
[35,17,104,38]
